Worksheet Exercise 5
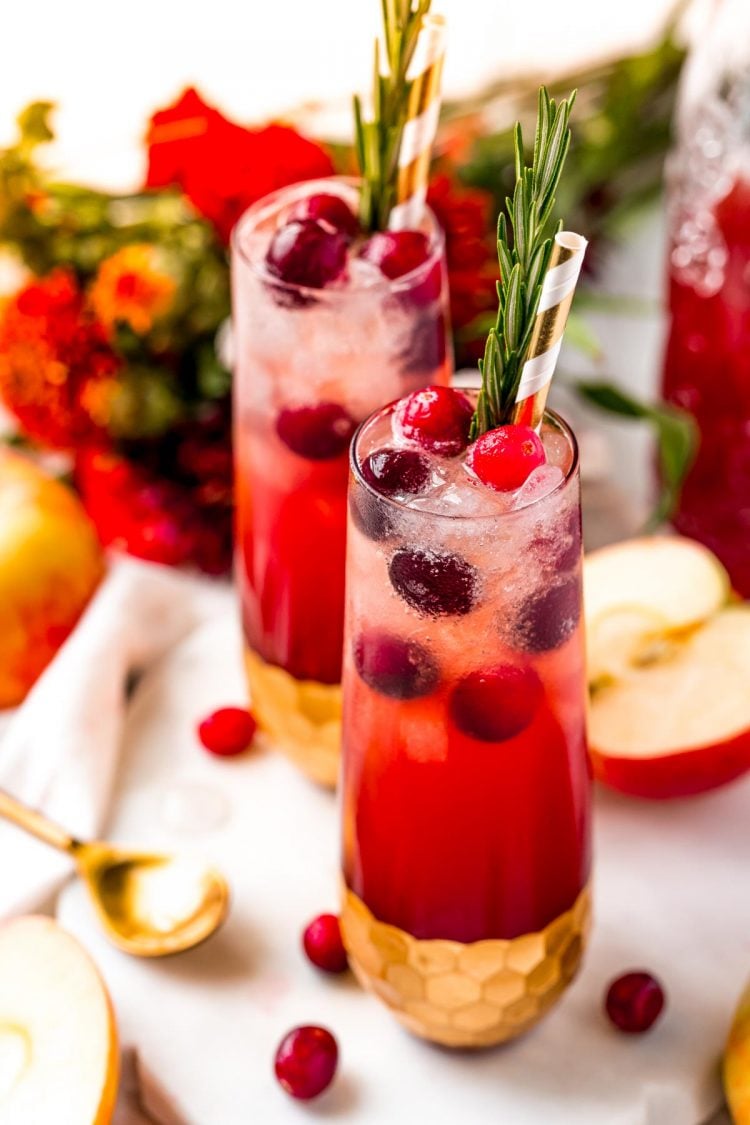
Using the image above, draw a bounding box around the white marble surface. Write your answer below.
[53,603,749,1125]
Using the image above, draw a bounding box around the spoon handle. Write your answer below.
[0,789,77,853]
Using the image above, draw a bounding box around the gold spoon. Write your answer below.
[0,789,230,956]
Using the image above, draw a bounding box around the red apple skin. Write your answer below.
[591,729,750,800]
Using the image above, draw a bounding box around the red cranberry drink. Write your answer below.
[663,175,750,594]
[232,179,451,783]
[339,386,591,1047]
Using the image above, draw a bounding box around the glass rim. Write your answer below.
[350,399,580,521]
[230,174,446,300]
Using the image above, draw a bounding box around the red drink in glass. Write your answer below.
[231,179,451,783]
[340,390,591,1047]
[663,174,750,594]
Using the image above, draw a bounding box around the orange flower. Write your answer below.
[89,244,176,335]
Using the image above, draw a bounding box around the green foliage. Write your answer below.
[472,88,575,437]
[354,0,432,231]
[576,380,698,527]
[452,29,684,252]
[0,104,232,443]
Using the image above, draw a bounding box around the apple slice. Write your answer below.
[0,916,118,1124]
[584,537,730,689]
[589,606,750,798]
[587,604,672,686]
[584,535,730,627]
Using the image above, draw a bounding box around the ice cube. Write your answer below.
[512,465,566,510]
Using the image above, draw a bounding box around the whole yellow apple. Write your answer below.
[0,448,105,708]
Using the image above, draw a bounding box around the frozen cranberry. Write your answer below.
[605,972,665,1033]
[450,665,542,742]
[277,402,356,460]
[274,1025,338,1100]
[513,576,581,652]
[534,508,582,572]
[467,425,546,492]
[288,193,359,239]
[354,630,440,699]
[389,547,478,617]
[394,387,474,456]
[359,230,441,306]
[400,311,447,374]
[198,707,257,757]
[302,914,348,974]
[266,220,347,289]
[361,448,431,496]
[359,229,428,277]
[349,487,394,542]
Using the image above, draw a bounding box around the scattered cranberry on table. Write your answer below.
[302,914,349,974]
[274,1025,339,1100]
[467,424,546,492]
[605,971,666,1033]
[197,707,257,757]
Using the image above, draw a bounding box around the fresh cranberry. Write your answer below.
[513,576,581,652]
[394,387,474,456]
[302,914,348,974]
[605,972,665,1033]
[349,487,394,542]
[354,631,440,699]
[198,707,257,757]
[359,230,441,306]
[274,1026,338,1100]
[288,193,359,239]
[361,448,431,496]
[534,508,582,572]
[276,402,356,461]
[467,425,546,492]
[400,311,447,374]
[388,547,478,617]
[450,665,542,742]
[266,220,347,289]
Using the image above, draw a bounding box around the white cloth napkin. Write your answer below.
[0,556,227,917]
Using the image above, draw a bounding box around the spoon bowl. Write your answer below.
[77,843,230,956]
[0,789,230,957]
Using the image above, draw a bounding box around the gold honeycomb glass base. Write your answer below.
[340,884,591,1048]
[243,647,341,788]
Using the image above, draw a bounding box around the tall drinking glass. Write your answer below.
[340,392,591,1046]
[662,0,750,593]
[231,179,451,784]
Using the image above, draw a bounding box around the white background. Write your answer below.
[2,0,679,187]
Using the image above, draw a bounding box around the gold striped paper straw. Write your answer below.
[388,13,446,231]
[511,231,588,428]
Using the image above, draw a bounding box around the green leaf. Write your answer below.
[473,85,576,435]
[17,102,55,149]
[575,380,698,527]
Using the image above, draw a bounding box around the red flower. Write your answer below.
[74,404,234,575]
[427,173,498,363]
[145,88,334,243]
[0,270,119,449]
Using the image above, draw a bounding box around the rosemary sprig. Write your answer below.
[471,87,576,438]
[353,0,431,232]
